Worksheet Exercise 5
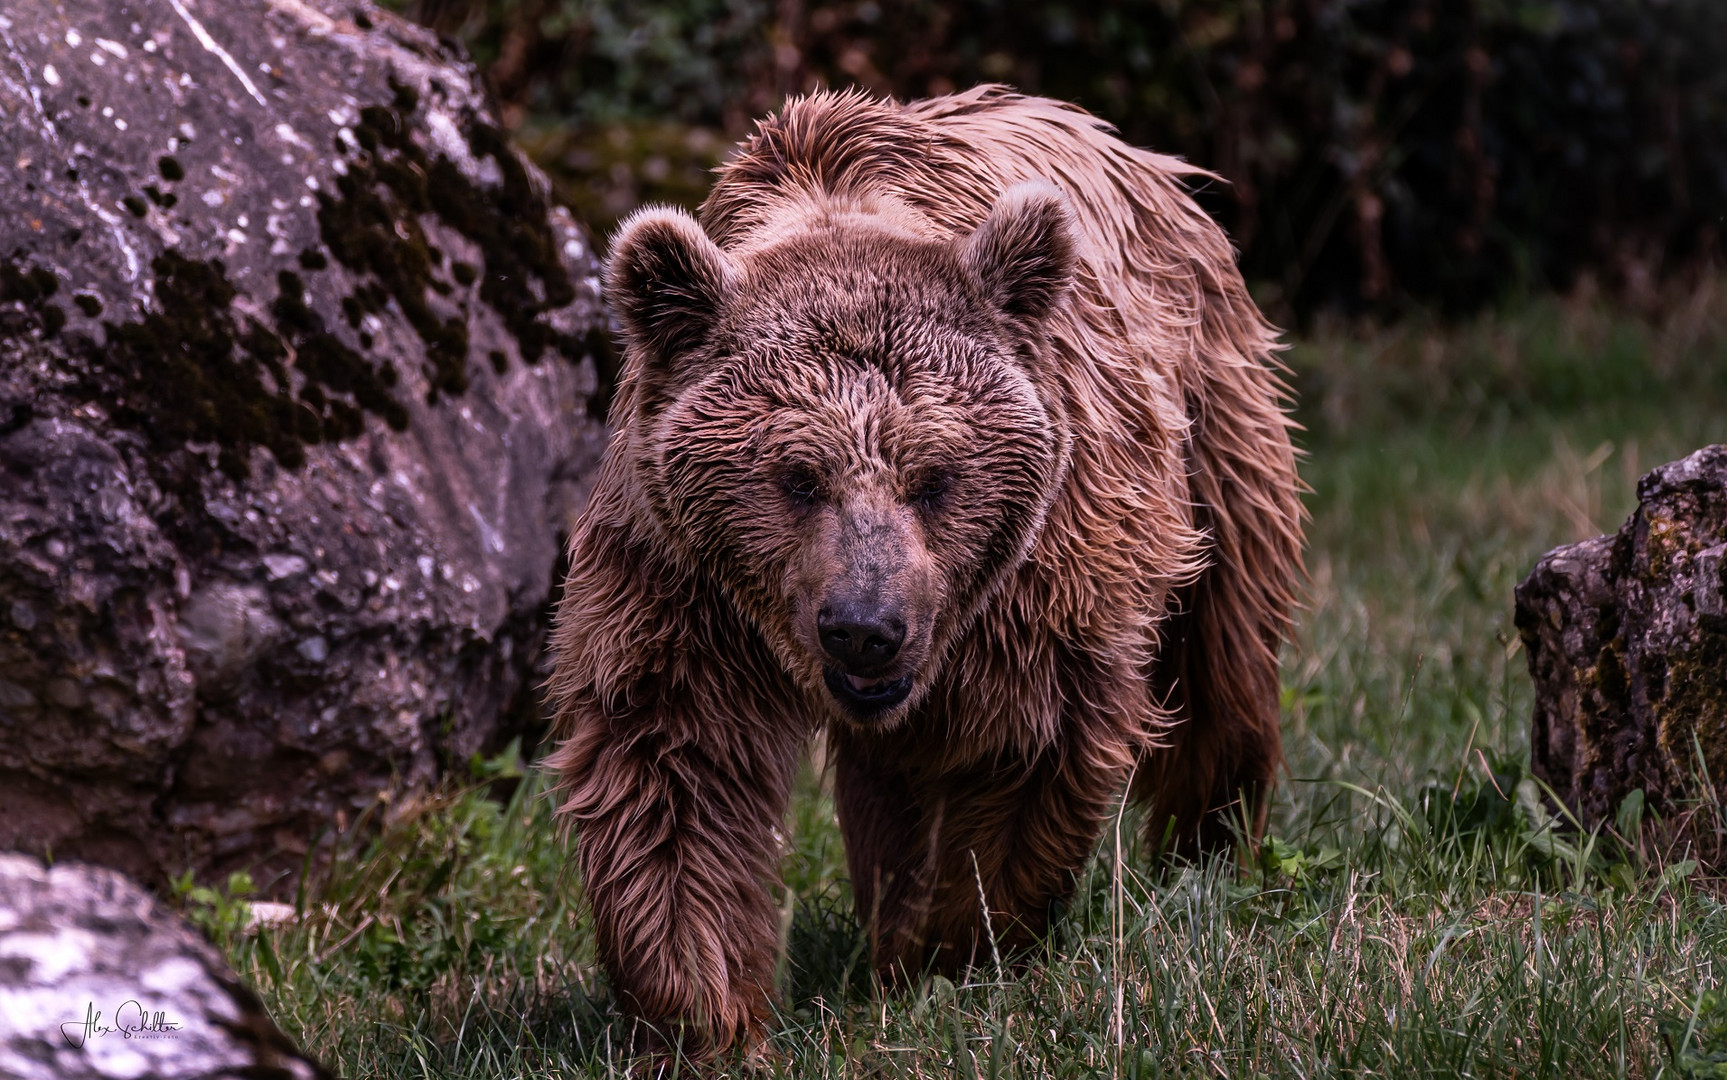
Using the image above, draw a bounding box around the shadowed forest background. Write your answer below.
[191,1,1727,1075]
[389,0,1727,320]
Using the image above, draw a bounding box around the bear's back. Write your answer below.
[700,86,1262,363]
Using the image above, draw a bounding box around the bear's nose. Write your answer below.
[817,601,905,672]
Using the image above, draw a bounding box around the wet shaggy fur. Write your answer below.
[546,86,1304,1056]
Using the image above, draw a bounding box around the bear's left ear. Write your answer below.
[605,205,736,374]
[961,181,1078,324]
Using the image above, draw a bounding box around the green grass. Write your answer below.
[193,288,1727,1077]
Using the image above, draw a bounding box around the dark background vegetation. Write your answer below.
[385,0,1727,322]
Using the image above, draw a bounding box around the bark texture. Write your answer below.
[0,0,610,890]
[0,854,331,1080]
[1516,445,1727,836]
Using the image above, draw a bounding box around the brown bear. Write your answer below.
[546,85,1304,1056]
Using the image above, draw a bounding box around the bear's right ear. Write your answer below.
[605,206,735,373]
[961,181,1078,325]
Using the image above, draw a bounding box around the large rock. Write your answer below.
[0,854,330,1080]
[1516,445,1727,837]
[0,0,611,890]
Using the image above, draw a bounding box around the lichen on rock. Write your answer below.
[1517,444,1727,855]
[0,0,611,890]
[0,854,332,1080]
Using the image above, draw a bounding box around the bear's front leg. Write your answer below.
[834,720,1134,980]
[549,697,805,1058]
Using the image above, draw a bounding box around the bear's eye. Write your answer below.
[781,466,823,507]
[909,470,951,510]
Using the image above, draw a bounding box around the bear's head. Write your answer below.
[605,182,1076,727]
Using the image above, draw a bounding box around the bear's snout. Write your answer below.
[817,600,906,672]
[816,595,915,718]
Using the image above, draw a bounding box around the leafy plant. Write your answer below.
[172,869,258,940]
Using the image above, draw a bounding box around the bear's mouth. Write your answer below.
[823,667,914,718]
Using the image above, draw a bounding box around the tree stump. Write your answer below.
[1516,445,1727,842]
[0,0,611,890]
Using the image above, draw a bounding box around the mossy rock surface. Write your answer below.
[0,0,609,891]
[1517,445,1727,851]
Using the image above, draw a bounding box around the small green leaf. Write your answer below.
[1662,860,1699,889]
[1614,788,1645,837]
[255,929,285,986]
